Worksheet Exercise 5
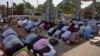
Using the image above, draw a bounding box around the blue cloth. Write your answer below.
[59,30,65,38]
[4,38,23,49]
[83,29,93,39]
[22,23,28,27]
[23,33,37,44]
[2,29,18,38]
[24,23,34,31]
[3,35,17,45]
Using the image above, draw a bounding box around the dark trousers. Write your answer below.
[33,46,50,56]
[27,37,42,49]
[59,31,65,38]
[48,29,57,36]
[5,44,23,56]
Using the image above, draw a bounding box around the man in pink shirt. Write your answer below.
[33,39,49,51]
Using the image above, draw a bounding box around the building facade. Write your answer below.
[76,0,96,19]
[0,5,12,18]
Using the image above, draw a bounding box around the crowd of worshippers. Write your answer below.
[17,18,100,44]
[0,24,56,56]
[0,18,100,56]
[17,19,56,33]
[47,19,100,44]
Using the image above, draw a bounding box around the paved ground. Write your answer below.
[62,41,100,56]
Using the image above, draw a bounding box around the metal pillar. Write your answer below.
[92,0,96,19]
[7,1,9,18]
[2,5,4,18]
[76,0,81,20]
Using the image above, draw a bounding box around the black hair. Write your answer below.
[49,38,59,46]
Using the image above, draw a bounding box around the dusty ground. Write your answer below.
[62,41,100,56]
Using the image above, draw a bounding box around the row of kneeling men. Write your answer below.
[47,20,100,44]
[0,25,56,56]
[17,19,100,44]
[17,19,55,33]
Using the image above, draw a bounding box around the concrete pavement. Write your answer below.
[62,41,100,56]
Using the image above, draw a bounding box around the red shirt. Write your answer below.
[68,24,75,33]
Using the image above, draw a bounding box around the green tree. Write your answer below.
[13,3,17,10]
[96,2,100,14]
[23,0,34,9]
[12,2,34,15]
[57,0,76,14]
[12,3,24,14]
[35,4,43,12]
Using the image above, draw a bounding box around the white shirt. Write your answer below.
[78,21,84,25]
[53,30,61,37]
[22,20,28,24]
[27,21,34,24]
[61,31,71,39]
[17,20,23,26]
[79,25,85,34]
[33,21,41,26]
[48,28,54,33]
[43,45,56,56]
[61,26,69,31]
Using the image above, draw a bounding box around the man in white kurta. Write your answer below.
[43,45,56,56]
[79,25,85,35]
[53,30,62,37]
[61,26,69,31]
[48,28,54,34]
[61,31,71,41]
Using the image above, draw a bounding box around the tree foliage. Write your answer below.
[12,2,34,15]
[57,0,76,14]
[35,4,44,12]
[96,2,100,14]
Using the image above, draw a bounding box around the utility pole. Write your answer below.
[36,0,39,7]
[7,1,9,18]
[76,0,81,20]
[11,0,13,18]
[2,5,4,18]
[92,0,96,19]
